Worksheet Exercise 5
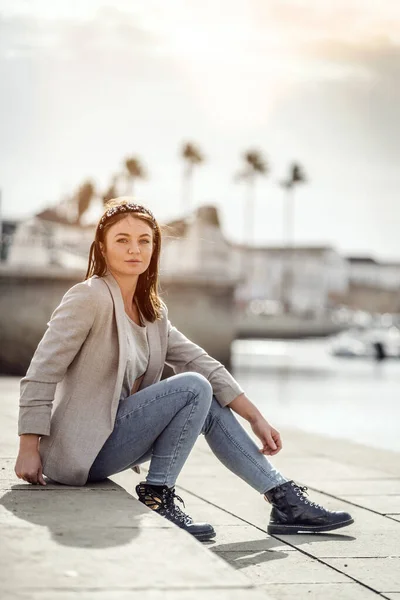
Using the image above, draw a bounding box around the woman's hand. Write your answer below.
[15,449,47,485]
[250,416,282,456]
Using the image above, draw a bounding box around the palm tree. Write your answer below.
[279,162,307,313]
[235,150,269,277]
[123,157,146,195]
[181,142,204,214]
[102,175,119,206]
[76,180,95,224]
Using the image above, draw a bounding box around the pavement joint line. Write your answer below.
[313,556,398,559]
[1,487,121,491]
[271,533,396,598]
[0,524,175,531]
[266,582,356,585]
[173,482,387,596]
[1,585,258,592]
[339,494,400,497]
[174,481,395,598]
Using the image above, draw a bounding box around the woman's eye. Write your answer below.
[141,240,150,244]
[117,239,128,243]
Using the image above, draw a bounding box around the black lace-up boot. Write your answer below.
[135,482,216,541]
[264,480,354,534]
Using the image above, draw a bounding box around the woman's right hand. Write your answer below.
[15,449,47,485]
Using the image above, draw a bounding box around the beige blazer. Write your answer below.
[18,273,244,486]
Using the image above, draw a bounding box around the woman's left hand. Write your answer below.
[250,416,282,456]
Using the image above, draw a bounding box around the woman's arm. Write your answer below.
[164,304,244,407]
[18,282,97,437]
[227,391,263,423]
[15,434,47,485]
[164,304,283,456]
[229,392,282,456]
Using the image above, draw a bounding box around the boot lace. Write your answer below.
[139,484,193,525]
[163,488,193,524]
[291,482,323,510]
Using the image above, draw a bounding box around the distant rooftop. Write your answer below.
[36,208,94,229]
[164,205,221,238]
[230,243,335,254]
[347,256,378,265]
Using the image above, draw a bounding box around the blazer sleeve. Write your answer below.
[163,304,244,407]
[18,282,98,437]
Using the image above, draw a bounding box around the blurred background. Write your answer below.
[1,1,400,452]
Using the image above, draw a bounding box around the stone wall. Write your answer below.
[0,266,236,375]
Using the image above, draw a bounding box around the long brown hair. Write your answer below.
[85,198,163,322]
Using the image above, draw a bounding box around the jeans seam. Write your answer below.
[162,394,200,486]
[213,415,277,484]
[116,388,197,422]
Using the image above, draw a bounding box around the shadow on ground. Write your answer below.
[0,479,167,549]
[206,533,356,570]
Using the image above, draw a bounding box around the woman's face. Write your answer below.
[101,214,154,278]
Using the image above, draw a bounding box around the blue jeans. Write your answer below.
[87,372,286,494]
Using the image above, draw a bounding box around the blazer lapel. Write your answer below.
[100,273,128,405]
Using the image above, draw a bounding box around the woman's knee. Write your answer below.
[178,372,213,403]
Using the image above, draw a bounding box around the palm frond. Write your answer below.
[181,142,204,164]
[124,157,146,179]
[244,150,268,175]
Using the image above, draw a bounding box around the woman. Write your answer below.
[15,199,353,541]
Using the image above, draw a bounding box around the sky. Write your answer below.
[1,0,400,259]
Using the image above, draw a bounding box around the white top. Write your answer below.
[119,312,150,400]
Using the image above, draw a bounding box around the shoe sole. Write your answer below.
[192,530,217,542]
[268,517,354,535]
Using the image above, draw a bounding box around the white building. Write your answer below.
[8,209,94,270]
[160,206,235,282]
[231,245,349,317]
[161,207,350,317]
[347,256,400,290]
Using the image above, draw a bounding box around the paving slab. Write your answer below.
[0,486,176,532]
[277,530,400,560]
[5,591,270,600]
[325,557,400,593]
[171,439,400,596]
[188,485,400,559]
[272,455,395,482]
[200,525,297,551]
[0,474,269,599]
[0,510,260,592]
[339,494,400,514]
[261,582,383,600]
[214,549,348,584]
[304,478,400,496]
[179,464,400,559]
[115,469,359,590]
[278,427,400,478]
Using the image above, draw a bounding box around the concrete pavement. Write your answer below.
[0,377,268,599]
[2,375,400,599]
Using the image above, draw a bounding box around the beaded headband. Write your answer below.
[98,203,156,229]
